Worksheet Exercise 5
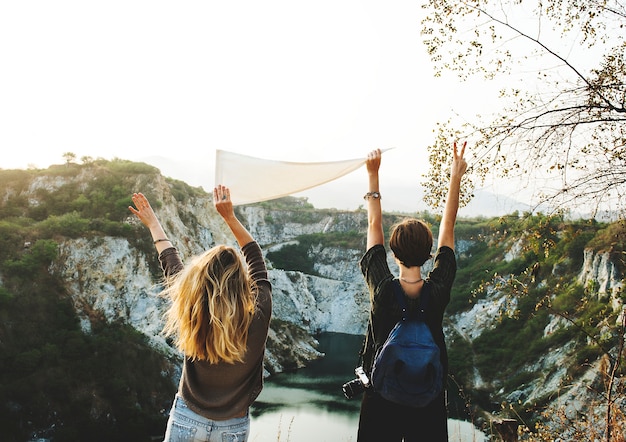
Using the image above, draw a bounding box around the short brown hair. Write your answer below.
[389,218,433,267]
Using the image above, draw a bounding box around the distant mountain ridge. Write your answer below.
[139,154,531,217]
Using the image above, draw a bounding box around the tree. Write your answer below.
[62,152,77,165]
[420,0,626,217]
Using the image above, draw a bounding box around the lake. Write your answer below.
[249,333,487,442]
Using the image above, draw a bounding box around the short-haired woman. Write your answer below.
[357,143,467,441]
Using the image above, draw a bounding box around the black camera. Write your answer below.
[342,366,371,399]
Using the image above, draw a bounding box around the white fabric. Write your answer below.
[214,149,390,206]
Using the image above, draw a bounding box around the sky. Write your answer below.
[0,1,517,214]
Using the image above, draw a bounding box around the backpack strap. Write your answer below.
[392,279,429,322]
[360,279,430,371]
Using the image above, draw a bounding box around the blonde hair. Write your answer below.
[161,245,257,364]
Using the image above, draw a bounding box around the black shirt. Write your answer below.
[359,244,456,378]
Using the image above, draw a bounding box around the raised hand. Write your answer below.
[366,149,382,176]
[129,192,161,230]
[213,185,235,220]
[451,141,468,179]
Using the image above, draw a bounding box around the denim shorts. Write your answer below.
[163,395,250,442]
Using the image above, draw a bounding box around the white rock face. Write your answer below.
[579,249,623,307]
[54,241,371,337]
[504,238,524,262]
[449,290,518,342]
[53,236,174,355]
[270,269,369,335]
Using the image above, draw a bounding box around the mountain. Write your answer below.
[0,159,624,440]
[299,181,532,217]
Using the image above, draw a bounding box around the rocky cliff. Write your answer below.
[579,248,624,309]
[446,228,625,435]
[41,172,374,376]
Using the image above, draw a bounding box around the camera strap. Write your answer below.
[357,307,375,370]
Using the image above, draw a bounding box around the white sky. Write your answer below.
[1,1,507,212]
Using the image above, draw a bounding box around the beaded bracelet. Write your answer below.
[363,191,381,200]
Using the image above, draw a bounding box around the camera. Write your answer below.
[342,366,371,399]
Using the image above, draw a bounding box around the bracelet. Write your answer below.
[363,191,381,200]
[153,238,170,244]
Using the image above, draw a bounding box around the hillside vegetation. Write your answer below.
[0,160,624,441]
[0,161,182,441]
[447,215,626,435]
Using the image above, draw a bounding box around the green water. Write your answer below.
[249,333,487,442]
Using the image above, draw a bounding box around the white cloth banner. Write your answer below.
[214,149,390,206]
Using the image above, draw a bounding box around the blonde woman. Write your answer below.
[129,185,272,442]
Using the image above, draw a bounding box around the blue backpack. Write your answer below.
[371,280,443,407]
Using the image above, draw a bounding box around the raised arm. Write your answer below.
[213,185,255,248]
[365,149,384,250]
[129,193,173,254]
[438,141,468,250]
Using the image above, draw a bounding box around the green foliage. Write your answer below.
[554,224,598,271]
[586,221,626,274]
[267,242,316,274]
[2,239,58,278]
[453,217,495,239]
[450,238,504,313]
[447,329,475,381]
[449,213,601,315]
[266,231,363,273]
[167,177,205,202]
[471,293,551,380]
[0,220,30,262]
[550,283,585,315]
[0,286,13,304]
[38,212,90,237]
[305,231,363,249]
[0,272,175,441]
[0,159,162,240]
[0,169,31,193]
[0,161,184,440]
[255,196,315,210]
[63,152,77,164]
[106,158,159,175]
